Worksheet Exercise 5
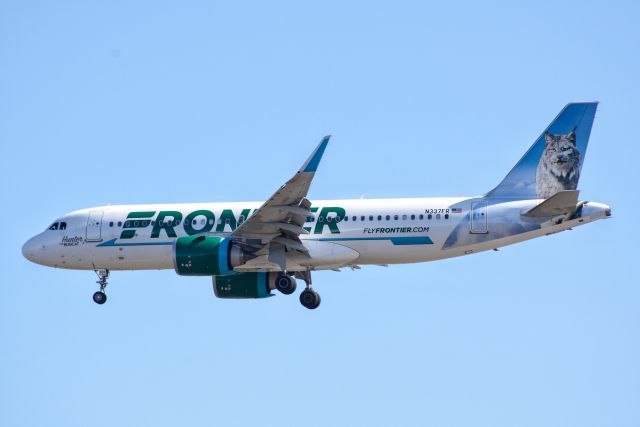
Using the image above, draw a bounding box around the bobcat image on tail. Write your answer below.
[536,129,580,199]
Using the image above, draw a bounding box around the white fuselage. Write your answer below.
[21,196,611,272]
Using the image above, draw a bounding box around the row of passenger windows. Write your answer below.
[106,214,448,228]
[108,218,230,227]
[314,213,449,222]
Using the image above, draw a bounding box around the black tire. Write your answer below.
[275,274,297,295]
[93,291,107,305]
[300,289,321,310]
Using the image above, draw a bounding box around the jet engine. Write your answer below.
[212,272,275,299]
[173,235,249,276]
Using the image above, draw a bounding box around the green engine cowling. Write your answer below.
[173,235,248,276]
[174,235,274,299]
[213,273,274,299]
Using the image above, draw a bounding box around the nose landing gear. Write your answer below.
[92,269,109,305]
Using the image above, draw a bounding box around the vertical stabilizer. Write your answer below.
[487,102,598,199]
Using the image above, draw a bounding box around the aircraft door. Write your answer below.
[86,210,104,242]
[470,202,488,234]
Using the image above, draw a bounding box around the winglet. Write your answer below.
[300,135,331,173]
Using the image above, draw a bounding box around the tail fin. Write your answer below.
[487,102,598,199]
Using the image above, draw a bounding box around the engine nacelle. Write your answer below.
[173,235,248,276]
[213,273,274,299]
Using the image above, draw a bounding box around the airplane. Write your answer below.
[22,102,611,309]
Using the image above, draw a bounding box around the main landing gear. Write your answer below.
[92,268,109,305]
[274,273,297,295]
[299,288,321,310]
[274,270,321,310]
[296,269,321,310]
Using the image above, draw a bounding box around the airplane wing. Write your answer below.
[230,136,330,271]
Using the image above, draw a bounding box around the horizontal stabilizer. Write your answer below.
[522,190,579,217]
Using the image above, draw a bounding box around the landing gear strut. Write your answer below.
[295,269,320,310]
[92,269,109,305]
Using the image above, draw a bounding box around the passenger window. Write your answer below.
[394,215,398,220]
[369,215,373,221]
[352,216,357,221]
[436,214,441,220]
[118,221,122,227]
[49,222,59,230]
[445,214,449,219]
[344,216,348,222]
[360,216,365,221]
[411,215,415,220]
[386,215,390,221]
[419,214,424,220]
[428,214,432,220]
[377,215,382,221]
[402,215,407,220]
[109,221,114,227]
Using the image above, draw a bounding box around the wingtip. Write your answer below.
[301,135,331,173]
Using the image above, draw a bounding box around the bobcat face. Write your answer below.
[542,130,579,178]
[536,129,581,199]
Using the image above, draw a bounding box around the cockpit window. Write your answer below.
[59,222,67,230]
[49,222,59,230]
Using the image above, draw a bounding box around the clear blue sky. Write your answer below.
[1,1,638,426]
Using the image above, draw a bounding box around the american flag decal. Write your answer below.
[451,208,462,213]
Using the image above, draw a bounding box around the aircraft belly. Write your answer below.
[87,243,174,270]
[109,245,174,270]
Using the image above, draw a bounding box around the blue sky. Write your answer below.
[1,1,638,426]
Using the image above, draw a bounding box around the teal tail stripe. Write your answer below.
[97,239,173,247]
[315,236,433,245]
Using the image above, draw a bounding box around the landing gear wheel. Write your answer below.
[300,289,321,310]
[93,268,110,305]
[275,274,297,295]
[93,291,107,305]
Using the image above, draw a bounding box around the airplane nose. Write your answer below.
[22,236,42,264]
